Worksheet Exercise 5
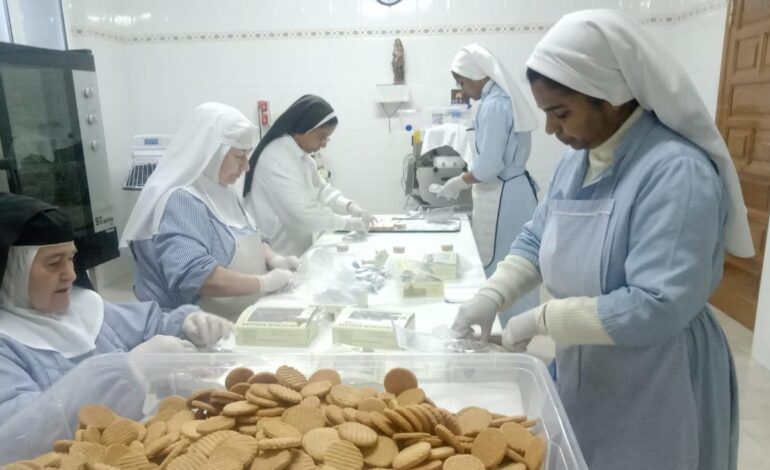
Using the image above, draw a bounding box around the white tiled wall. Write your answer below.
[62,0,729,284]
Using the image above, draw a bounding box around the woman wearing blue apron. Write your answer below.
[122,103,297,320]
[452,11,753,470]
[436,44,540,327]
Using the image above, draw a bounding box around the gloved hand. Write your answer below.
[344,216,370,233]
[348,202,377,226]
[501,305,547,352]
[183,311,235,348]
[268,253,300,271]
[450,294,499,342]
[257,268,294,294]
[435,175,471,200]
[131,335,197,354]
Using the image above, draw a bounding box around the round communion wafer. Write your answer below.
[361,435,398,468]
[443,454,486,470]
[225,367,254,391]
[78,404,115,430]
[392,441,431,470]
[524,435,547,470]
[324,440,364,470]
[336,421,378,447]
[470,427,507,469]
[300,380,333,398]
[262,420,302,439]
[248,371,279,384]
[383,368,418,395]
[197,416,236,435]
[276,365,308,391]
[268,384,303,404]
[249,449,292,470]
[456,407,492,436]
[308,369,342,385]
[302,427,340,461]
[396,388,425,406]
[282,405,326,434]
[329,384,363,408]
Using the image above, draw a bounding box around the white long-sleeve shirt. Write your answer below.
[244,135,353,256]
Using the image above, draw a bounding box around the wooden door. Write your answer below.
[712,0,770,330]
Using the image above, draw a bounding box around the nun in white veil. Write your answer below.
[122,103,297,320]
[453,10,749,470]
[440,43,541,326]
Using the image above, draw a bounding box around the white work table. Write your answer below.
[230,214,487,352]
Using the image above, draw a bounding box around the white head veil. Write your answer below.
[526,9,754,257]
[0,246,104,358]
[120,103,259,247]
[451,43,539,133]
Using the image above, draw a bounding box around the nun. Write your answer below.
[243,95,375,257]
[122,103,297,320]
[0,193,232,421]
[453,10,749,470]
[441,44,541,326]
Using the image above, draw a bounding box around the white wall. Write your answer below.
[62,0,730,285]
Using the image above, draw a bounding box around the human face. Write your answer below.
[217,148,251,185]
[293,124,336,153]
[453,72,488,101]
[529,79,627,150]
[28,242,77,313]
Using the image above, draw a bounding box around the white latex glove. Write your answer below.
[501,305,548,352]
[348,202,377,226]
[451,294,499,342]
[435,175,471,200]
[268,253,300,271]
[131,335,197,354]
[257,268,294,294]
[344,217,370,233]
[183,311,235,347]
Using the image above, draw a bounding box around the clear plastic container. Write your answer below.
[0,352,587,469]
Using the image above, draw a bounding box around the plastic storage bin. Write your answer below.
[0,352,587,469]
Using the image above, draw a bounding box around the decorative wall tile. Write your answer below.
[70,0,727,44]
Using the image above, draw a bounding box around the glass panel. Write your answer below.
[6,0,65,50]
[0,0,10,43]
[0,63,91,234]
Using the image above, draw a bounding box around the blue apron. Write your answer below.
[537,150,734,469]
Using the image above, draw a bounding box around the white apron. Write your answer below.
[471,179,503,267]
[198,232,267,321]
[472,173,540,326]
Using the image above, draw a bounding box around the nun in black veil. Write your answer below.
[243,95,375,257]
[0,192,232,422]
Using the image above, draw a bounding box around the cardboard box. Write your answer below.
[332,308,416,350]
[424,252,459,280]
[235,306,320,347]
[398,259,445,298]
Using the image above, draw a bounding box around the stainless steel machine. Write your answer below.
[403,142,473,210]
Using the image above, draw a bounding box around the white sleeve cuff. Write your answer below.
[476,255,541,310]
[544,296,615,345]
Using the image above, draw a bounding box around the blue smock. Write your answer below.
[131,189,263,309]
[510,111,738,470]
[0,301,195,422]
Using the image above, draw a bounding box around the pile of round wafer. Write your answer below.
[4,365,546,470]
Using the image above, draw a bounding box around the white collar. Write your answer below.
[0,246,104,358]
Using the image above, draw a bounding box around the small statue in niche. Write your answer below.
[392,38,405,84]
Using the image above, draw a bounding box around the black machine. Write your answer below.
[0,42,119,282]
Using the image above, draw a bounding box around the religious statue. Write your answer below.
[392,38,405,84]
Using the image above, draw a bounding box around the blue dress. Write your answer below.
[0,301,195,422]
[131,189,263,309]
[509,111,738,470]
[471,81,539,325]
